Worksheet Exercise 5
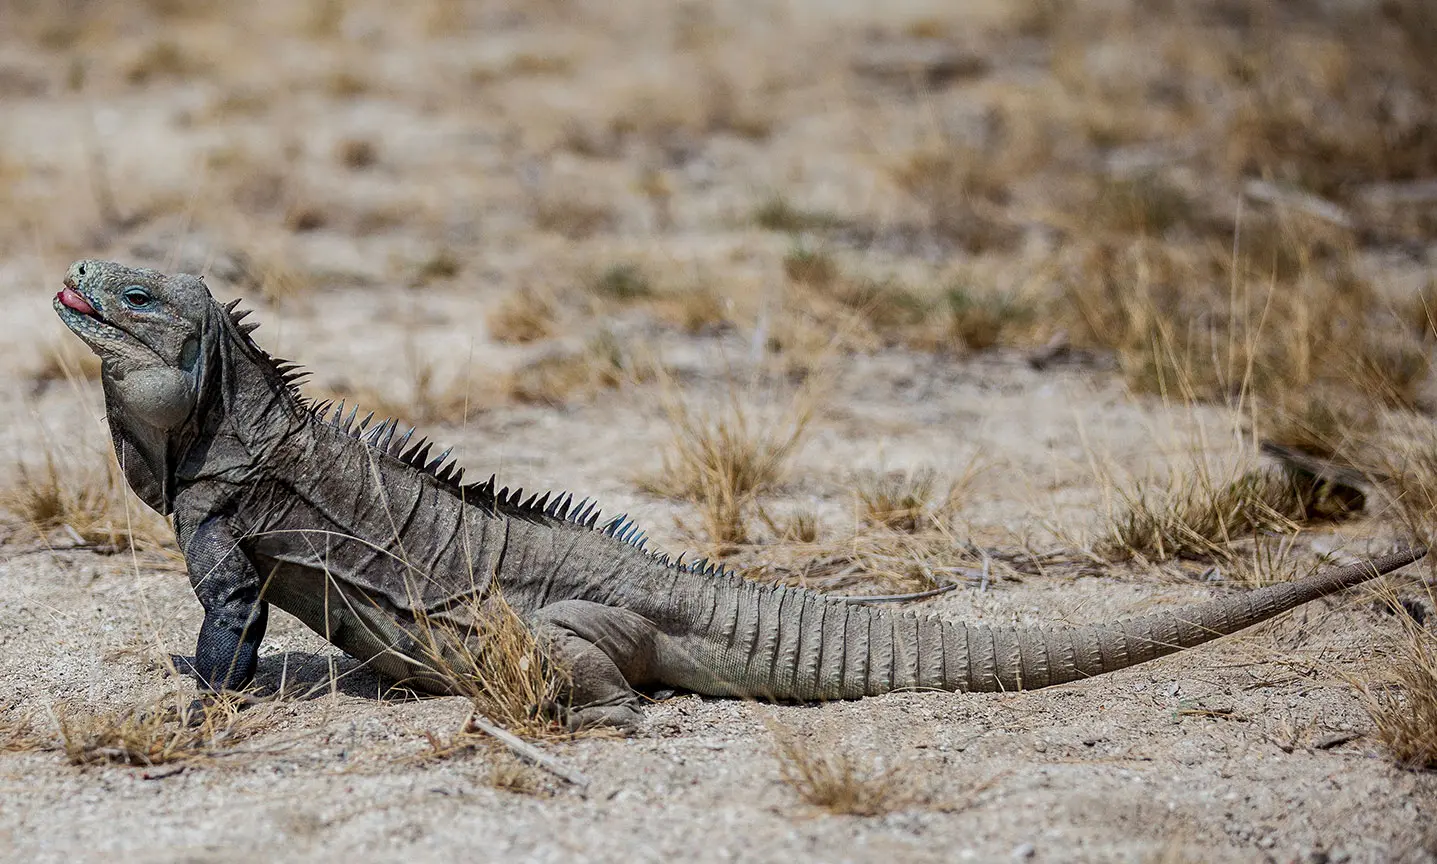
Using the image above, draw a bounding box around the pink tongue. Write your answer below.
[57,287,96,315]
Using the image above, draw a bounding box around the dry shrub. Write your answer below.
[589,263,653,302]
[944,283,1038,352]
[753,194,846,234]
[1,448,171,551]
[411,591,570,739]
[488,290,559,345]
[654,282,729,336]
[770,723,911,816]
[58,693,268,766]
[854,467,965,534]
[1356,609,1437,772]
[1097,458,1315,565]
[640,382,816,550]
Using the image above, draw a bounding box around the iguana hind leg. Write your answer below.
[531,600,659,732]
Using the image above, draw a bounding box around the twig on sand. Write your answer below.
[464,712,591,791]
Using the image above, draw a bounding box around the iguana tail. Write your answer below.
[681,546,1425,699]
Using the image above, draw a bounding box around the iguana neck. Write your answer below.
[173,315,307,491]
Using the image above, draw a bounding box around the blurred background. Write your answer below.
[1,0,1436,553]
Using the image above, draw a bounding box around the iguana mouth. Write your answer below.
[57,284,97,315]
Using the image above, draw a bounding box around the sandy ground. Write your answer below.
[1,1,1436,862]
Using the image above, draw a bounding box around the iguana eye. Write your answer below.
[122,287,155,309]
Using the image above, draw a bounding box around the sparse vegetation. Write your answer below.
[411,590,570,739]
[641,382,815,550]
[1357,606,1437,772]
[488,290,559,345]
[753,194,845,234]
[0,448,171,551]
[855,468,950,534]
[770,723,912,816]
[29,340,102,396]
[2,0,1436,852]
[1097,459,1317,565]
[1,705,49,753]
[944,283,1037,352]
[503,331,642,406]
[57,693,268,766]
[589,263,652,302]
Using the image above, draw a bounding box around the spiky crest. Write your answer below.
[220,297,733,578]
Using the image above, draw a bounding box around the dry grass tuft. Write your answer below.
[412,590,570,739]
[855,468,951,534]
[503,331,642,406]
[640,383,816,550]
[486,751,548,794]
[124,38,212,85]
[944,283,1038,352]
[1,705,51,753]
[589,263,653,302]
[1217,534,1311,589]
[1356,606,1437,772]
[1,448,171,551]
[753,194,846,234]
[1060,227,1429,407]
[1379,421,1437,549]
[57,693,268,766]
[487,290,559,345]
[1097,458,1317,565]
[770,723,911,816]
[334,137,378,170]
[532,193,615,240]
[654,282,730,336]
[890,143,1021,253]
[782,246,838,288]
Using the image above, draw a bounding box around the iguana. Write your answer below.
[53,259,1426,729]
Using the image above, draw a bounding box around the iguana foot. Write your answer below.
[563,702,644,733]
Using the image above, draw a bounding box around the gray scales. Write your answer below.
[53,260,1427,729]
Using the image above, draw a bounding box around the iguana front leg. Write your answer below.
[177,513,269,692]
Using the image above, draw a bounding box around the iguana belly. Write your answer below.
[254,557,462,694]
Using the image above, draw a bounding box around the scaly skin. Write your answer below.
[54,260,1426,729]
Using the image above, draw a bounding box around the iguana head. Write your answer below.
[54,259,213,430]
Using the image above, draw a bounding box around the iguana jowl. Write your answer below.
[54,260,1426,729]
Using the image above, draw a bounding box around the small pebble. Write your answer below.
[1012,842,1036,859]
